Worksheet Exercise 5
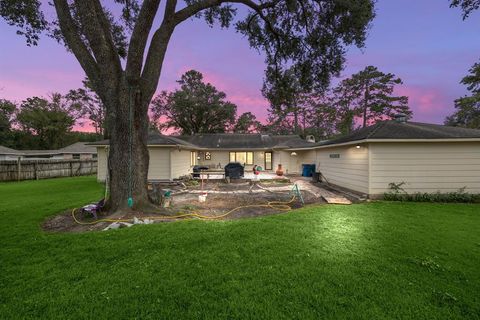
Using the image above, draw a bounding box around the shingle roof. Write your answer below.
[59,142,97,154]
[21,150,62,155]
[174,133,313,149]
[311,120,480,147]
[0,146,21,155]
[88,133,199,148]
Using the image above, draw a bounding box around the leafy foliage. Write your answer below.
[234,112,262,133]
[15,95,76,149]
[150,70,237,135]
[445,61,480,129]
[450,0,480,19]
[0,99,16,145]
[0,0,47,45]
[66,78,107,137]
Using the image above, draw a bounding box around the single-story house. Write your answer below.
[289,118,480,198]
[91,118,480,198]
[91,134,315,181]
[0,142,97,161]
[57,142,98,160]
[0,146,22,160]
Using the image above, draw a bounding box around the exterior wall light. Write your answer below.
[291,152,298,156]
[356,145,361,149]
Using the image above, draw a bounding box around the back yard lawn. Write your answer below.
[0,176,479,319]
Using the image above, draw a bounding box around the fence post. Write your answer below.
[70,161,73,177]
[34,161,38,180]
[16,157,21,181]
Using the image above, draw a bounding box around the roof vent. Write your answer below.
[393,113,407,123]
[305,135,315,143]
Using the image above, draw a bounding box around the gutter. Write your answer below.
[287,137,480,151]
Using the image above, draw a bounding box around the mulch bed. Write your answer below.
[42,185,323,233]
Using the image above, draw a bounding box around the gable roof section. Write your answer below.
[59,142,97,154]
[298,121,480,149]
[0,146,22,155]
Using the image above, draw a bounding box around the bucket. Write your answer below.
[198,193,207,202]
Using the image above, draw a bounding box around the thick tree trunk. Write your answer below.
[106,83,150,213]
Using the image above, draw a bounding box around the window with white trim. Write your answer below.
[229,152,254,165]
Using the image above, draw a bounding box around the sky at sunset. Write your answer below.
[1,0,480,131]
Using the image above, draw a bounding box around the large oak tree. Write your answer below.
[2,0,375,212]
[150,70,237,134]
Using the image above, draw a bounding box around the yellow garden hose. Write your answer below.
[71,196,297,225]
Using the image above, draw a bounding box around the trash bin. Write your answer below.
[302,164,316,177]
[312,171,320,182]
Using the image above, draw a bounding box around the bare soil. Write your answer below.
[43,181,323,233]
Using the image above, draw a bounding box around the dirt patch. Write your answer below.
[43,181,324,233]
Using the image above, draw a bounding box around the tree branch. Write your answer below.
[140,22,176,104]
[125,0,162,80]
[53,0,100,89]
[74,0,122,77]
[173,0,277,25]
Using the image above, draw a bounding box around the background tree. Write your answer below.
[66,78,107,137]
[0,99,16,146]
[2,0,375,212]
[150,70,237,135]
[447,2,480,128]
[233,112,261,133]
[334,66,411,127]
[263,67,309,135]
[303,96,338,140]
[445,61,480,129]
[16,96,75,149]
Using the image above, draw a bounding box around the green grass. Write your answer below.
[1,176,479,319]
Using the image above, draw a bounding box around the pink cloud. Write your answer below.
[395,85,455,123]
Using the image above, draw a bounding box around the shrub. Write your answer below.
[384,183,480,203]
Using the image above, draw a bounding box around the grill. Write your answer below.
[192,165,209,178]
[225,162,244,179]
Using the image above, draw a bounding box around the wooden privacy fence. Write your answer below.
[0,159,97,182]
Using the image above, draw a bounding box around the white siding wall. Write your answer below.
[149,148,171,180]
[272,150,301,174]
[369,142,480,195]
[315,145,369,194]
[96,147,108,182]
[198,151,229,168]
[170,149,192,179]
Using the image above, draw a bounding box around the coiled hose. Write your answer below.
[72,196,297,225]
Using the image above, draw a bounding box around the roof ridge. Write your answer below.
[366,121,388,139]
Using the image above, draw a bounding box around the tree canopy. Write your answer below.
[233,112,262,133]
[445,61,480,129]
[0,99,17,145]
[333,66,411,127]
[66,79,107,137]
[150,70,237,134]
[16,96,76,149]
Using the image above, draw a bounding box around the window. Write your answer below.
[92,154,98,159]
[229,152,254,165]
[204,152,211,160]
[72,154,80,160]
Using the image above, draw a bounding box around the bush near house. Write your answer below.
[1,177,479,319]
[384,183,480,203]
